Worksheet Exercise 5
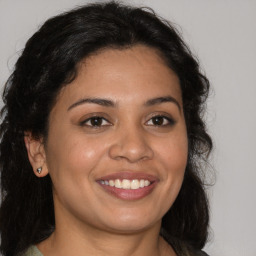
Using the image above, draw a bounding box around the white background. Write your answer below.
[0,1,256,256]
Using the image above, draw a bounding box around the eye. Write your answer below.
[146,115,175,126]
[81,116,111,127]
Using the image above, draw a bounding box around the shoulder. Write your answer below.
[19,246,43,256]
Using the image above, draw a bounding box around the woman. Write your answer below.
[0,2,212,256]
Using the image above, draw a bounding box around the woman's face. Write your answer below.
[43,45,188,234]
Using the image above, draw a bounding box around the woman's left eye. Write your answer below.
[81,117,111,127]
[146,115,175,126]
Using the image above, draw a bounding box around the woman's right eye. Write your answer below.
[80,116,111,127]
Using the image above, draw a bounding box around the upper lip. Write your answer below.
[97,171,158,182]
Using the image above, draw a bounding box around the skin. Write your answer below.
[25,45,188,256]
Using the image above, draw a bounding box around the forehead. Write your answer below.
[56,45,181,107]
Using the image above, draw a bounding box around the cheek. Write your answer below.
[156,131,188,199]
[45,128,108,184]
[146,134,188,219]
[158,133,188,174]
[45,134,108,216]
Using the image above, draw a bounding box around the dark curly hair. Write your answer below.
[0,2,212,256]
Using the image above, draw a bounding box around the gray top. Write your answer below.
[22,246,43,256]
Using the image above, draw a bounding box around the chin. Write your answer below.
[98,210,161,234]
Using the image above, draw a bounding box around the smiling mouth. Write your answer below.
[97,172,158,200]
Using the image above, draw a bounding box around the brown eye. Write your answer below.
[90,117,103,126]
[152,116,164,125]
[81,116,110,127]
[146,115,175,126]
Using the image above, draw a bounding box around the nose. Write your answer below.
[108,126,154,163]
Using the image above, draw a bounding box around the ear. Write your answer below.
[24,132,49,177]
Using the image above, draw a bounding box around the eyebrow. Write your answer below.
[67,96,181,111]
[67,98,115,111]
[145,96,181,112]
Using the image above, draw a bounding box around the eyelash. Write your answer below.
[80,115,175,128]
[145,115,175,127]
[80,116,111,127]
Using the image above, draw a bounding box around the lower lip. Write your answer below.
[98,182,157,200]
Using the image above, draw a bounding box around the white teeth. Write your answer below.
[115,179,122,188]
[145,180,150,186]
[100,179,151,189]
[131,179,139,189]
[109,180,115,187]
[139,179,145,188]
[122,179,131,189]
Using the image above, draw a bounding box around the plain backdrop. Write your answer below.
[0,1,256,256]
